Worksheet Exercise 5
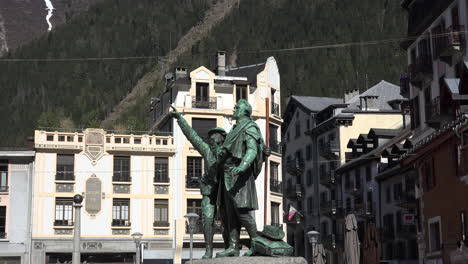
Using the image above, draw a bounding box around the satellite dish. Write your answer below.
[165,72,174,81]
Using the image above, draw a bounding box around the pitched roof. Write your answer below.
[291,95,342,112]
[225,63,265,85]
[344,80,403,111]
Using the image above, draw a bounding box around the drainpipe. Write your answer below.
[264,98,270,226]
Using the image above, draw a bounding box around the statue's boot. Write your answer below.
[216,229,240,257]
[240,213,258,257]
[202,217,214,259]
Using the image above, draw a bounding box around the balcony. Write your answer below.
[112,219,131,227]
[354,203,375,220]
[396,224,417,238]
[154,175,170,183]
[285,183,303,199]
[54,220,74,226]
[186,175,201,189]
[320,200,343,218]
[269,140,282,155]
[425,96,455,129]
[322,234,344,250]
[319,142,339,159]
[153,221,170,227]
[271,102,280,116]
[112,174,132,183]
[320,170,336,188]
[434,25,465,64]
[393,193,417,209]
[192,97,217,109]
[344,182,361,197]
[56,171,75,181]
[0,186,8,193]
[270,179,282,194]
[409,56,433,87]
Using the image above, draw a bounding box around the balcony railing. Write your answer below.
[54,220,74,226]
[192,97,217,109]
[434,25,465,63]
[393,193,417,209]
[186,175,201,189]
[285,183,303,199]
[270,179,282,193]
[271,102,280,116]
[154,175,170,183]
[112,174,131,183]
[112,219,131,227]
[0,186,9,193]
[322,234,344,250]
[319,142,339,159]
[269,140,282,154]
[320,200,343,218]
[56,171,75,181]
[320,170,336,188]
[153,221,170,227]
[409,56,433,87]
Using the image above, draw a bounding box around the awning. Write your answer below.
[445,78,460,95]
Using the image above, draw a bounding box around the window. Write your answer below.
[295,149,303,164]
[112,199,130,226]
[307,196,313,213]
[0,207,5,238]
[321,222,328,236]
[154,157,169,183]
[306,119,310,131]
[346,198,351,213]
[367,191,373,213]
[411,96,421,129]
[393,183,403,201]
[386,186,392,203]
[354,169,361,190]
[0,164,7,192]
[187,157,203,179]
[236,85,248,102]
[154,200,169,227]
[195,82,209,101]
[270,161,279,182]
[113,156,131,182]
[396,211,403,233]
[383,214,395,239]
[271,202,280,226]
[306,169,312,186]
[187,199,202,233]
[306,145,312,160]
[424,87,432,122]
[365,165,371,182]
[421,157,435,191]
[55,198,73,226]
[461,211,466,241]
[192,118,216,142]
[56,154,74,181]
[295,122,301,138]
[428,217,442,253]
[320,192,328,203]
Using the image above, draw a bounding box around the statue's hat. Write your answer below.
[258,225,285,241]
[208,127,227,137]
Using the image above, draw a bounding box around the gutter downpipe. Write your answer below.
[264,98,270,225]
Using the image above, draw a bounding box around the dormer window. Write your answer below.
[193,82,216,109]
[236,85,248,102]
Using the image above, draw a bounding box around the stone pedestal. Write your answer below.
[187,256,307,264]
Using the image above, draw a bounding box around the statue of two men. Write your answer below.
[170,99,266,258]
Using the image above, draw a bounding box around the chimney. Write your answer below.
[217,51,226,76]
[175,67,187,80]
[344,89,359,103]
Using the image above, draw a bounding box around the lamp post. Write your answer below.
[185,213,200,263]
[307,230,320,264]
[72,194,83,264]
[131,232,143,264]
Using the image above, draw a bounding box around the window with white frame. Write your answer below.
[55,198,73,226]
[428,216,442,253]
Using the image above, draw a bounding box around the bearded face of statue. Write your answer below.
[209,132,224,148]
[233,99,251,120]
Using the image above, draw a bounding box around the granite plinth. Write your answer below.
[188,256,307,264]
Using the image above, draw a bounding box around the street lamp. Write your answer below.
[185,213,200,263]
[72,194,83,264]
[132,232,143,264]
[307,230,320,264]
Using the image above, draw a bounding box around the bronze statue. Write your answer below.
[215,99,266,257]
[170,107,227,259]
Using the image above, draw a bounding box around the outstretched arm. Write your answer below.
[170,108,209,156]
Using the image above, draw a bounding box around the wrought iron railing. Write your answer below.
[154,175,170,183]
[112,173,131,182]
[112,219,131,227]
[54,220,74,226]
[56,171,75,181]
[0,186,9,193]
[269,140,282,154]
[186,175,201,189]
[271,102,280,116]
[153,221,170,227]
[270,179,282,193]
[192,97,217,109]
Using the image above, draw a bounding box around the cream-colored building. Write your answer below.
[31,129,176,263]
